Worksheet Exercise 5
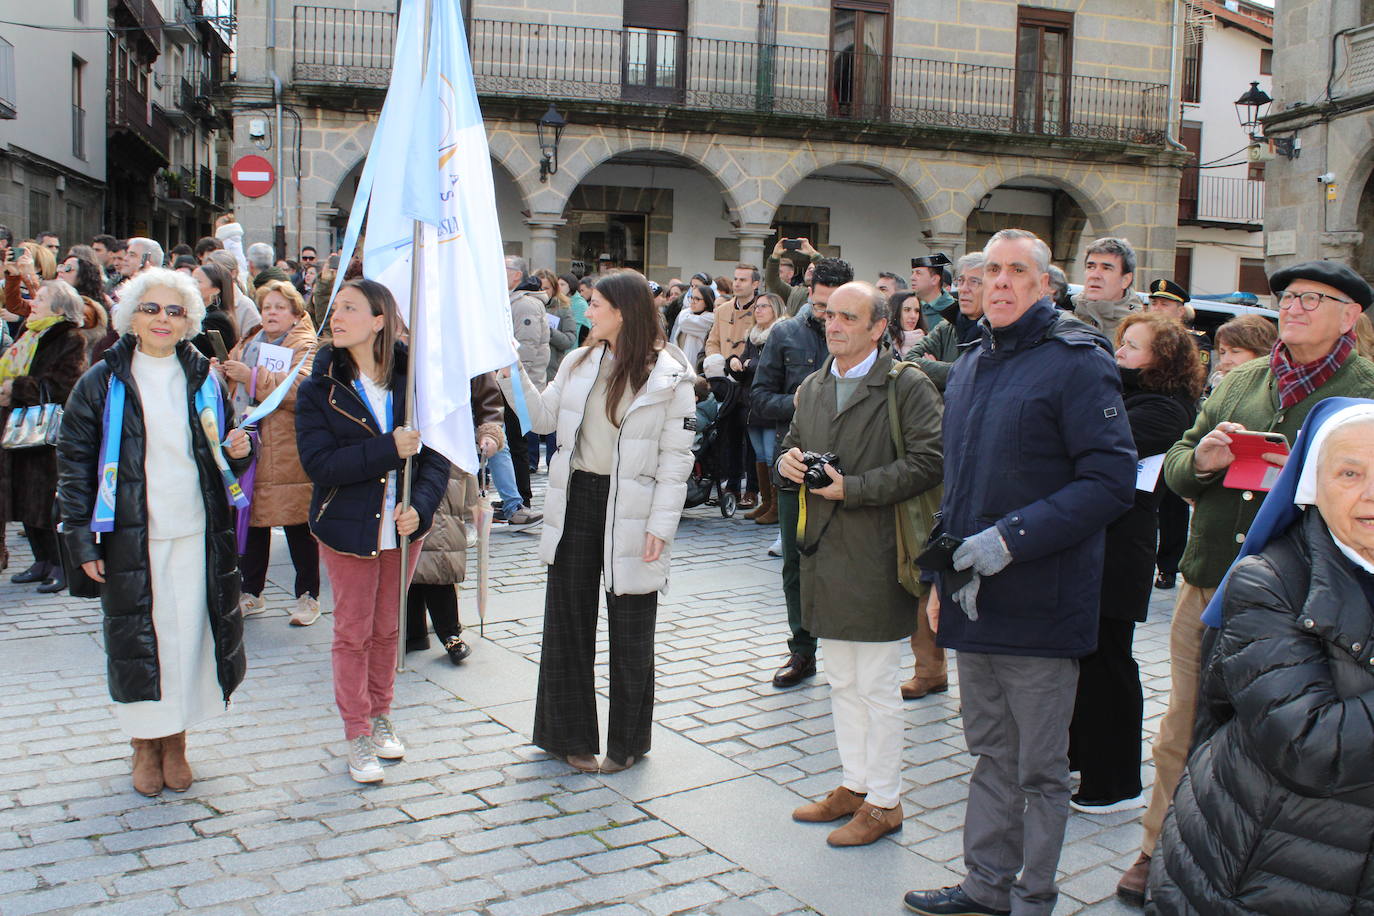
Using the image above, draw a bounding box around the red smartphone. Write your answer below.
[1223,430,1289,492]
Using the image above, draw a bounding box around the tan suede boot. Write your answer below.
[792,786,867,823]
[131,738,163,797]
[753,475,778,525]
[161,732,193,792]
[827,801,903,846]
[744,463,770,519]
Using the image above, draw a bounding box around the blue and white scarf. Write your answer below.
[91,371,249,533]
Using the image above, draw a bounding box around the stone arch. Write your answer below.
[961,167,1119,242]
[538,130,750,226]
[1333,133,1374,238]
[761,148,937,234]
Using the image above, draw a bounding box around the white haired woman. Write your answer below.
[56,268,254,797]
[1151,398,1374,914]
[0,281,89,584]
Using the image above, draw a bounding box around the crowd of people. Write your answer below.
[6,212,1374,914]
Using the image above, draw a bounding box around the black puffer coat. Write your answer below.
[1149,509,1374,915]
[55,335,251,704]
[1099,369,1196,623]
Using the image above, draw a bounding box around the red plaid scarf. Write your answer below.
[1269,331,1356,408]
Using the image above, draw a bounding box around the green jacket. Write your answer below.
[1164,352,1374,587]
[765,256,810,316]
[921,290,955,331]
[902,318,961,391]
[782,350,943,641]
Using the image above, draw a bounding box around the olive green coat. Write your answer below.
[1164,351,1374,587]
[781,350,944,641]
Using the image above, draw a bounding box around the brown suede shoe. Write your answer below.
[827,801,903,846]
[562,754,599,774]
[161,731,193,792]
[792,785,866,823]
[1116,852,1150,907]
[131,738,163,797]
[900,676,950,700]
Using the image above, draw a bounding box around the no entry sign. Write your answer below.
[231,154,275,198]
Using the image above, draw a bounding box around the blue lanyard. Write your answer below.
[353,379,393,434]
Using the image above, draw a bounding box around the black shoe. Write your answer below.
[771,652,816,689]
[443,636,471,665]
[903,886,1010,916]
[36,573,67,595]
[1155,571,1176,590]
[405,637,430,653]
[11,562,49,584]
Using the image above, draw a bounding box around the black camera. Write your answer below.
[800,451,841,489]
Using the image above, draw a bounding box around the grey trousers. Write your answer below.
[957,651,1078,916]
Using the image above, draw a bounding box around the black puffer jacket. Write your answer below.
[55,335,251,704]
[1149,509,1374,915]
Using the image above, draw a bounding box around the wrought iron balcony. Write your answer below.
[289,10,1168,145]
[1178,173,1264,226]
[108,76,170,161]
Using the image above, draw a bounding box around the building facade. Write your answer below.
[0,5,107,245]
[1263,0,1374,281]
[1173,0,1271,301]
[107,0,233,244]
[227,0,1187,286]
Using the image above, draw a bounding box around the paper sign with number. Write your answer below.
[255,343,294,374]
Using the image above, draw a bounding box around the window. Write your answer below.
[1259,48,1273,76]
[1178,121,1202,220]
[1238,258,1269,295]
[1182,28,1202,103]
[1015,6,1073,135]
[66,203,83,246]
[71,56,85,160]
[623,0,686,102]
[1174,247,1193,290]
[73,0,84,22]
[28,190,49,238]
[830,1,891,120]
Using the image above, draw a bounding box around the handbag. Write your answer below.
[886,362,943,598]
[2,382,64,449]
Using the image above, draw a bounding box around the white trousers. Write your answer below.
[821,637,906,809]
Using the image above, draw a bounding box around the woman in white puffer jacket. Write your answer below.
[501,269,696,776]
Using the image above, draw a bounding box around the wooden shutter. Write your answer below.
[624,0,687,31]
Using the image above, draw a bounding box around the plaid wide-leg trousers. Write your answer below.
[533,471,658,763]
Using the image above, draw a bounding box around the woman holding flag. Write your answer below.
[55,268,254,798]
[295,278,448,785]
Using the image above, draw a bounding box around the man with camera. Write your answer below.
[778,281,943,847]
[903,229,1136,916]
[753,257,854,689]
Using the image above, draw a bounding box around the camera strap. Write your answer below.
[796,485,839,557]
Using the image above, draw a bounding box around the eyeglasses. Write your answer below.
[57,264,77,274]
[955,275,983,289]
[1278,289,1354,311]
[134,302,188,318]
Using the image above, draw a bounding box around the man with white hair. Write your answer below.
[246,242,290,292]
[112,238,164,303]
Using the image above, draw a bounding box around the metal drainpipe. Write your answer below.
[267,0,287,255]
[1165,0,1187,152]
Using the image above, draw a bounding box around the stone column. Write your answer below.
[1319,230,1364,266]
[524,213,567,272]
[733,224,775,271]
[922,232,967,263]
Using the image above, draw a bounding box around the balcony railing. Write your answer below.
[290,10,1168,145]
[72,105,85,160]
[199,165,213,202]
[0,37,14,119]
[108,77,170,159]
[1179,173,1264,225]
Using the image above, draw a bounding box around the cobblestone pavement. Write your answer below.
[1,473,1176,915]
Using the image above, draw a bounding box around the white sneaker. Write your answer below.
[767,536,783,557]
[239,594,266,618]
[347,735,384,783]
[290,594,321,627]
[1070,792,1145,814]
[369,715,405,759]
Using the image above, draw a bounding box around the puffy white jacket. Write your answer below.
[504,342,696,595]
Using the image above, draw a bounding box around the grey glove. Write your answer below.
[953,526,1013,577]
[952,572,981,621]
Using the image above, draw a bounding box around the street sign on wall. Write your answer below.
[231,155,275,198]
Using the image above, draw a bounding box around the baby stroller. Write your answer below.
[684,375,740,518]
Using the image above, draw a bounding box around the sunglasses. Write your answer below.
[134,302,188,318]
[301,255,316,261]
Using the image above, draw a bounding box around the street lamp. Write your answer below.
[1234,80,1298,160]
[536,104,567,183]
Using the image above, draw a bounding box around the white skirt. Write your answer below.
[114,533,225,739]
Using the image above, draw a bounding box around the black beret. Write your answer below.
[911,252,951,270]
[1148,278,1189,304]
[1269,260,1372,311]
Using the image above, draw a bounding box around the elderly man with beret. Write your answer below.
[1117,259,1374,906]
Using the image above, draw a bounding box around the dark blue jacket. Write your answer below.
[936,299,1136,658]
[295,342,449,558]
[750,304,826,427]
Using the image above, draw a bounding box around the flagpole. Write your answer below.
[397,0,435,675]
